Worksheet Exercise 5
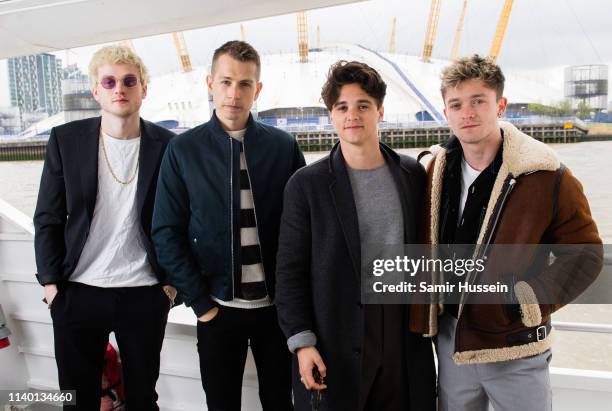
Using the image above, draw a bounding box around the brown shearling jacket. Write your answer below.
[410,121,603,365]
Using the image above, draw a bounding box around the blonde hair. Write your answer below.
[440,54,505,100]
[88,45,149,90]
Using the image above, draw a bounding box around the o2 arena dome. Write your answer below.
[141,43,563,128]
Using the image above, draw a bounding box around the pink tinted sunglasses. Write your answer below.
[99,75,139,89]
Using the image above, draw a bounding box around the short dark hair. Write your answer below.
[211,40,261,79]
[441,54,505,99]
[321,60,387,110]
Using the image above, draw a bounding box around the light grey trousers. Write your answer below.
[436,313,552,411]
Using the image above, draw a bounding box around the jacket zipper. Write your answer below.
[229,136,235,299]
[241,139,270,299]
[479,178,516,259]
[459,176,516,310]
[455,176,516,352]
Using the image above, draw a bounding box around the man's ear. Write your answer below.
[497,96,508,116]
[206,74,213,93]
[378,105,384,122]
[254,82,263,101]
[92,84,100,103]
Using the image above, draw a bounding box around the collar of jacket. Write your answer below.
[209,109,257,143]
[430,121,559,176]
[444,132,504,179]
[428,121,561,245]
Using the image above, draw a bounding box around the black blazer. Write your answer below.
[275,142,436,411]
[34,116,174,285]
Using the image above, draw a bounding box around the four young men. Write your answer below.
[34,41,601,410]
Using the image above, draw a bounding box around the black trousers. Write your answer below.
[196,305,293,411]
[359,304,408,411]
[51,281,170,410]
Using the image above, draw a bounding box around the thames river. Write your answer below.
[1,140,611,371]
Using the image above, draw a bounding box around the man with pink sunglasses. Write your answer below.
[34,45,175,410]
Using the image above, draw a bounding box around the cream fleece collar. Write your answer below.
[429,121,560,175]
[427,121,561,246]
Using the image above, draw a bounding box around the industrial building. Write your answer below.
[7,53,63,119]
[564,64,609,111]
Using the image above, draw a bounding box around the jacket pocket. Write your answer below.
[467,303,514,333]
[49,284,70,321]
[188,226,203,263]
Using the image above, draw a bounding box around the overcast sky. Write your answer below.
[1,0,611,106]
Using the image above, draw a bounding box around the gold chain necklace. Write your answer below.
[100,131,139,185]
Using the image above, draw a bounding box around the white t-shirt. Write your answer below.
[458,156,481,222]
[70,131,157,287]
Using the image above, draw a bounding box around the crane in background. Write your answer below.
[317,24,321,48]
[172,31,193,72]
[240,24,246,41]
[450,0,468,61]
[422,0,442,62]
[389,16,397,54]
[297,11,309,62]
[489,0,514,62]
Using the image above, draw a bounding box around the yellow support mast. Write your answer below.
[389,16,397,54]
[422,0,442,62]
[450,0,468,61]
[240,24,246,41]
[317,24,321,48]
[297,11,309,63]
[489,0,514,62]
[172,32,193,72]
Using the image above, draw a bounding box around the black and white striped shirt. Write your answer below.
[214,129,271,309]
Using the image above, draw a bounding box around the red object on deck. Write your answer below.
[0,337,10,349]
[100,343,125,410]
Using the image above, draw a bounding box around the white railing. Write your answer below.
[553,321,612,334]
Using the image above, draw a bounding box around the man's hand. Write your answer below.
[162,285,177,307]
[296,346,327,391]
[197,306,219,323]
[44,284,58,307]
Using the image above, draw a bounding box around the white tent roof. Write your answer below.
[140,44,564,126]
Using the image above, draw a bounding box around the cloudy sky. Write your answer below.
[1,0,610,105]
